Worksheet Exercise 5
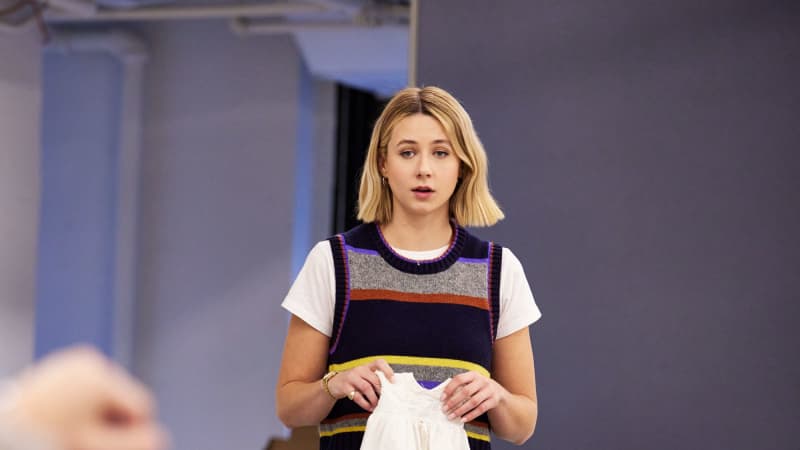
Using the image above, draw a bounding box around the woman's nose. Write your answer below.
[416,155,432,177]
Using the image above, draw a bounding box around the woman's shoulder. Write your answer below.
[459,228,526,268]
[328,222,377,247]
[500,246,523,269]
[459,226,506,256]
[303,240,333,264]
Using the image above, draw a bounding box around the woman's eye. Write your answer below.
[400,150,415,158]
[434,150,449,157]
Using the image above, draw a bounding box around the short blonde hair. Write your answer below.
[357,86,504,227]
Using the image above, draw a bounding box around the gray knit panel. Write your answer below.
[348,251,488,298]
[389,364,468,383]
[319,417,367,434]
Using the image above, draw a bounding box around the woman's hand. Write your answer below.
[7,346,168,450]
[440,371,507,423]
[328,359,394,411]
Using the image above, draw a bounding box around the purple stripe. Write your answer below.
[486,243,495,341]
[458,256,490,264]
[329,236,351,355]
[417,380,445,389]
[345,245,379,256]
[349,246,486,264]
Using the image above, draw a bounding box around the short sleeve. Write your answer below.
[496,247,542,339]
[281,241,336,337]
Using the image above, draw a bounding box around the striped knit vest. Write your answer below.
[319,222,502,450]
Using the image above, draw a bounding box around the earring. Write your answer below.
[381,176,387,187]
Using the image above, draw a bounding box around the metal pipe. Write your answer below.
[230,17,403,36]
[45,1,327,23]
[0,0,36,34]
[45,27,146,55]
[304,0,359,16]
[407,0,418,87]
[46,0,96,16]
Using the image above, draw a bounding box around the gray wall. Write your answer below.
[132,22,334,450]
[2,19,334,449]
[0,28,40,377]
[418,1,799,449]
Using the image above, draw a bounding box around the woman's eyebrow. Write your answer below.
[395,139,452,146]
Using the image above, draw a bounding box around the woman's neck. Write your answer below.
[379,214,454,251]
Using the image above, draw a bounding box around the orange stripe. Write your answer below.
[467,420,489,429]
[350,289,488,311]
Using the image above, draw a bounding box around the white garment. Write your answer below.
[361,372,469,450]
[283,242,541,339]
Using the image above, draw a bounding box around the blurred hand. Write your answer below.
[7,346,168,450]
[328,359,394,411]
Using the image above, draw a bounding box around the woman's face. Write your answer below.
[381,113,461,223]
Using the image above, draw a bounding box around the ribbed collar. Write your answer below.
[370,222,466,274]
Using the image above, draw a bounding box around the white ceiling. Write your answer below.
[1,0,409,96]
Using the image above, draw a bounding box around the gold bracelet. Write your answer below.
[321,371,339,399]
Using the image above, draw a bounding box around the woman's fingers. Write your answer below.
[334,364,383,410]
[370,358,395,383]
[442,376,478,413]
[441,371,478,403]
[441,372,499,422]
[456,394,492,423]
[352,377,379,408]
[449,387,490,421]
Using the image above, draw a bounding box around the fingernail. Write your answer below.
[447,413,455,420]
[460,417,467,423]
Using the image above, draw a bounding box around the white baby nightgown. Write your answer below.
[360,371,470,450]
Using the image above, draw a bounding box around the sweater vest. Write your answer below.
[319,222,502,450]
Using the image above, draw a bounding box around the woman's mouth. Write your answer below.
[412,186,434,199]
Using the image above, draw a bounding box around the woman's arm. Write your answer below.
[275,315,334,428]
[441,327,538,445]
[275,315,394,428]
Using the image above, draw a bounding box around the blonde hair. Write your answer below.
[357,86,504,227]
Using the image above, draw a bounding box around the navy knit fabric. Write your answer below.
[319,222,502,450]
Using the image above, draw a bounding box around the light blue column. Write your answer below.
[290,60,315,279]
[35,51,123,357]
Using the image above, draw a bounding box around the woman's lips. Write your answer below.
[412,187,434,199]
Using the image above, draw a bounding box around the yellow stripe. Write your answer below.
[320,425,490,442]
[328,355,490,378]
[319,425,366,437]
[466,431,491,442]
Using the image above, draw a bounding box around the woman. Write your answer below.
[276,86,541,449]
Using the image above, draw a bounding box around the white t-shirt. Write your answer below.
[282,241,541,340]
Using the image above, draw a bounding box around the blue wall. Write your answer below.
[36,51,123,357]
